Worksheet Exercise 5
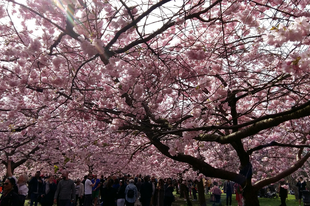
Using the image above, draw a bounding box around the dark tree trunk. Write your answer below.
[243,185,260,206]
[197,180,206,206]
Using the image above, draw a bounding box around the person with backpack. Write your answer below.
[125,178,138,206]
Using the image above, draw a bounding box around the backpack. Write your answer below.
[127,188,134,198]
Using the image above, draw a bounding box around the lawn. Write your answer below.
[172,193,300,206]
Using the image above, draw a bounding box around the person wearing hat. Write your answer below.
[0,176,23,206]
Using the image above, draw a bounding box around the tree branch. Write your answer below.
[247,141,310,155]
[254,152,310,189]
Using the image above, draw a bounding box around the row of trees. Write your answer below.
[0,0,310,205]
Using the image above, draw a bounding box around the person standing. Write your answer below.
[92,175,101,206]
[0,177,22,206]
[75,179,84,206]
[164,178,174,206]
[223,180,234,206]
[279,179,288,206]
[101,179,117,205]
[157,179,165,206]
[234,183,243,206]
[84,174,95,206]
[54,171,76,206]
[192,180,197,201]
[125,179,138,206]
[7,159,28,206]
[150,177,157,206]
[116,180,126,206]
[140,176,153,206]
[29,171,43,206]
[40,176,57,206]
[296,177,306,206]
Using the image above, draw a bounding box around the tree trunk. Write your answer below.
[242,185,260,206]
[197,180,206,206]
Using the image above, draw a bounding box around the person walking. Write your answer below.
[54,171,76,206]
[125,179,138,206]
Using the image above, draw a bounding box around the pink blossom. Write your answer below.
[52,57,63,68]
[80,40,97,56]
[186,50,206,60]
[29,39,42,52]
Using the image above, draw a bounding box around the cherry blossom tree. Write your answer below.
[1,0,310,204]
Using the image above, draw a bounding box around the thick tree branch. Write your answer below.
[247,141,310,155]
[254,152,310,189]
[149,136,246,185]
[198,101,310,143]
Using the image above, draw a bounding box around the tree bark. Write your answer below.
[242,185,260,206]
[197,180,206,206]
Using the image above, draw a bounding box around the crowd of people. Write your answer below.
[0,160,307,206]
[0,160,176,206]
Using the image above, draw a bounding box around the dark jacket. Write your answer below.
[116,184,126,199]
[140,181,153,201]
[40,181,57,206]
[29,177,43,194]
[102,187,117,205]
[223,181,234,195]
[0,190,23,206]
[297,181,306,191]
[279,185,288,198]
[164,184,174,197]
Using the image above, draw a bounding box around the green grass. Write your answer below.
[172,193,300,206]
